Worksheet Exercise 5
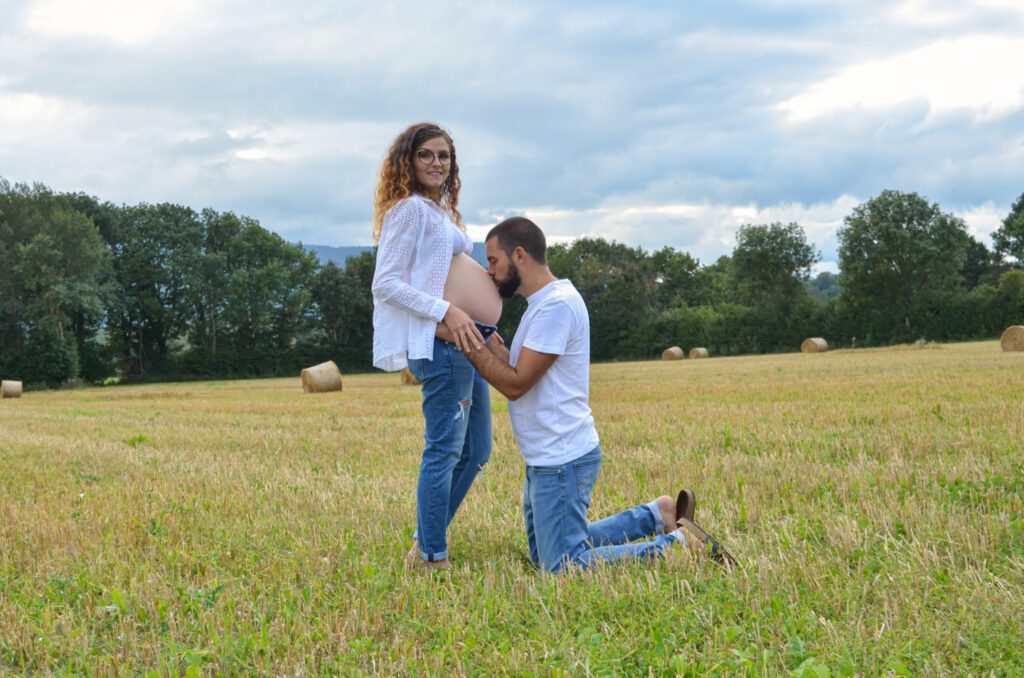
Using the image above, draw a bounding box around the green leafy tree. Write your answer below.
[101,203,203,376]
[731,222,818,311]
[999,269,1024,299]
[178,215,318,376]
[314,253,374,348]
[313,261,347,346]
[838,190,970,343]
[0,180,111,385]
[961,236,1006,290]
[998,270,1024,326]
[16,331,80,387]
[993,192,1024,264]
[649,247,701,308]
[312,251,375,369]
[61,193,122,380]
[186,208,241,356]
[547,238,655,360]
[222,220,317,357]
[692,255,735,307]
[729,222,818,351]
[806,271,841,303]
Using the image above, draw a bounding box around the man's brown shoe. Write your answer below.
[676,517,740,569]
[675,489,696,523]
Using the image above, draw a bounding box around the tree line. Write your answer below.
[0,180,374,386]
[2,178,1023,387]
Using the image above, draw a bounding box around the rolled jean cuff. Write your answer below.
[646,499,664,533]
[422,548,449,563]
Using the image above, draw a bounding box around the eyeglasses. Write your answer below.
[415,149,452,166]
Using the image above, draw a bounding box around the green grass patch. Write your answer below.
[0,340,1021,674]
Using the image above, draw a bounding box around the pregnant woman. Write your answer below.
[371,122,502,571]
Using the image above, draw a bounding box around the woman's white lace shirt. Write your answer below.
[371,194,464,371]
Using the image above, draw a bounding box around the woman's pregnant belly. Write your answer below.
[443,254,502,326]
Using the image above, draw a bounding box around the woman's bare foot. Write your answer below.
[405,540,420,570]
[406,540,452,571]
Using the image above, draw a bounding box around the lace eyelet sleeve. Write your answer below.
[371,199,451,321]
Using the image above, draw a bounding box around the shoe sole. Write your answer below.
[675,489,695,523]
[676,517,740,569]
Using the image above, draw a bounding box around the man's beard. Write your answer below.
[495,262,522,299]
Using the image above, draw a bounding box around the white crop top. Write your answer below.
[451,223,472,256]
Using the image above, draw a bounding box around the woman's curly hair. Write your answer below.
[372,122,463,243]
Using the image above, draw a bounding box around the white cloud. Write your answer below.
[23,0,204,46]
[462,195,1008,274]
[0,79,396,220]
[235,148,270,161]
[780,36,1024,123]
[955,202,1004,246]
[221,120,398,165]
[887,0,1024,28]
[468,196,862,265]
[2,1,1022,259]
[0,90,74,129]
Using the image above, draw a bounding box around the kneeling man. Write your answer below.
[450,217,736,572]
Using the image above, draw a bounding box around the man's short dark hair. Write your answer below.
[487,217,547,264]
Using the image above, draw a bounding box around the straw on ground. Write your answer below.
[0,340,1021,675]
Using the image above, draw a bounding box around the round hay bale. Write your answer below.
[689,347,709,359]
[300,361,342,393]
[661,346,684,361]
[1,380,22,398]
[1001,325,1024,352]
[400,367,420,385]
[801,337,828,353]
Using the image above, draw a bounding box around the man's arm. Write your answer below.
[435,323,557,400]
[464,342,557,401]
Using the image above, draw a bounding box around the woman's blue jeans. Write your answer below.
[407,338,492,562]
[523,445,679,572]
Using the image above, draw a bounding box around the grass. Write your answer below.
[1,340,1022,676]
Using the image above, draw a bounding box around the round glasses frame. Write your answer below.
[415,149,452,166]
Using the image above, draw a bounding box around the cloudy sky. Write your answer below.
[2,0,1023,270]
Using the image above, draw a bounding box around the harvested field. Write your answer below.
[1,341,1021,675]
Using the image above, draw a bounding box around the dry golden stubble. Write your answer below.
[0,342,1021,674]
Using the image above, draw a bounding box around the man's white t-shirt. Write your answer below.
[508,279,600,466]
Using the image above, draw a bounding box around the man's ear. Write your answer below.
[513,246,527,265]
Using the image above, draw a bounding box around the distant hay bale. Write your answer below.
[400,367,420,385]
[661,346,684,361]
[689,347,709,359]
[801,337,828,353]
[1001,325,1024,352]
[1,380,22,398]
[300,361,343,393]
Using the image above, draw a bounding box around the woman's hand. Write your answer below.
[437,323,499,350]
[442,305,485,352]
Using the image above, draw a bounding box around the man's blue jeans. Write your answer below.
[523,445,679,572]
[407,338,492,562]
